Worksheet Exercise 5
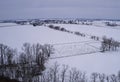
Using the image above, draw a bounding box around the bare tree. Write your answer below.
[110,74,117,82]
[99,73,106,82]
[69,68,82,82]
[91,72,98,82]
[101,36,120,52]
[117,71,120,82]
[21,43,33,64]
[106,76,110,82]
[6,48,16,65]
[61,65,68,82]
[50,62,60,82]
[18,43,52,82]
[0,44,8,65]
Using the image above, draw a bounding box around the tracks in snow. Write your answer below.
[50,50,101,60]
[50,40,101,60]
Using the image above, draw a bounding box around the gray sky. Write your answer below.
[0,0,120,20]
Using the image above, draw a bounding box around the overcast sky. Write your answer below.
[0,0,120,20]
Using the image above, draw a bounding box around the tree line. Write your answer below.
[48,25,102,41]
[48,25,120,53]
[0,43,53,82]
[0,39,120,82]
[101,36,120,52]
[40,62,120,82]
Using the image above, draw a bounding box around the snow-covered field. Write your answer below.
[0,22,120,75]
[0,23,18,27]
[49,51,120,75]
[52,41,100,58]
[0,24,91,50]
[54,23,120,41]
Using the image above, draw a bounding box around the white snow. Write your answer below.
[49,51,120,75]
[54,24,120,41]
[0,22,120,75]
[0,23,18,27]
[52,41,100,58]
[0,23,91,51]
